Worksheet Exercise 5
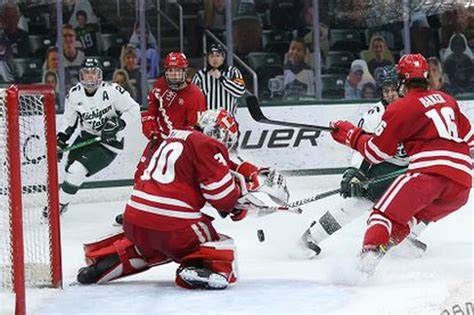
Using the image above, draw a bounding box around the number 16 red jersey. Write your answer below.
[356,88,473,187]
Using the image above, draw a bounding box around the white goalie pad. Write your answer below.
[256,168,290,205]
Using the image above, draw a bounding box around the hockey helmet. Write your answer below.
[208,43,226,57]
[376,65,398,88]
[198,109,239,149]
[80,57,103,90]
[164,52,188,90]
[396,54,428,81]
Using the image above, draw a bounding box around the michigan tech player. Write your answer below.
[47,57,140,217]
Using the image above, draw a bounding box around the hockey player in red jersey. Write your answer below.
[141,52,207,139]
[330,54,473,275]
[76,109,289,289]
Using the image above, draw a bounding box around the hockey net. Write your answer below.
[0,85,62,313]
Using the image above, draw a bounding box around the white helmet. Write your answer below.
[198,109,239,149]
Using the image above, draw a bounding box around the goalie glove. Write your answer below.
[101,117,126,144]
[340,167,368,198]
[258,168,290,205]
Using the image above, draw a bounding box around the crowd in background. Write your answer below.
[0,0,473,108]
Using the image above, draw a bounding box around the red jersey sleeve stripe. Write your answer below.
[410,150,472,164]
[202,181,236,200]
[200,172,233,190]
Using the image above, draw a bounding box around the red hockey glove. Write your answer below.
[330,120,364,149]
[235,161,263,191]
[230,207,248,221]
[141,112,160,140]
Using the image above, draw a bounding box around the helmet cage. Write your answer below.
[165,68,187,90]
[80,67,103,90]
[198,110,238,149]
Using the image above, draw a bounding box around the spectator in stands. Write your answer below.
[204,0,228,33]
[63,24,85,86]
[43,70,59,109]
[427,57,455,95]
[364,34,394,78]
[344,62,363,99]
[232,0,262,55]
[128,23,159,79]
[113,69,137,101]
[283,38,314,99]
[74,10,98,56]
[0,3,29,58]
[295,1,329,65]
[361,81,376,99]
[121,46,142,104]
[443,33,473,93]
[43,47,72,88]
[0,31,14,83]
[64,0,98,28]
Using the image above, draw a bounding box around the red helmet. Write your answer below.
[164,52,188,69]
[396,54,428,80]
[198,109,239,149]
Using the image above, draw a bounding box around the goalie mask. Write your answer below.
[164,52,188,90]
[198,109,238,149]
[80,57,103,91]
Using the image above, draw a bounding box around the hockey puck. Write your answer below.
[257,229,265,242]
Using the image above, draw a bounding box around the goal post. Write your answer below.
[0,85,62,315]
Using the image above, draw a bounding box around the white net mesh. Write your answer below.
[0,88,55,290]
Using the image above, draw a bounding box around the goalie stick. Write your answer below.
[246,96,334,132]
[256,168,408,212]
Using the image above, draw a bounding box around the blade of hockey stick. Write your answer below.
[246,96,334,132]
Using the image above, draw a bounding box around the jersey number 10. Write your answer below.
[141,142,184,184]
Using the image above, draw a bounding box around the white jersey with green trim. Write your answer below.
[59,81,140,150]
[351,101,409,167]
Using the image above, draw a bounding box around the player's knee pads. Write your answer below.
[64,161,88,187]
[177,235,238,289]
[82,231,162,283]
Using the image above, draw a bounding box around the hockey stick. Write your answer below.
[246,96,334,132]
[23,136,101,165]
[261,168,408,212]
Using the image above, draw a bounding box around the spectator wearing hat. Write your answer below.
[345,63,364,99]
[192,43,245,116]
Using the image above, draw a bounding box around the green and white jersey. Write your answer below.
[351,101,408,167]
[59,81,141,151]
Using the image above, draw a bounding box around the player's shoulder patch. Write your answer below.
[67,83,83,100]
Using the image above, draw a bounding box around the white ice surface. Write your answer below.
[3,175,473,315]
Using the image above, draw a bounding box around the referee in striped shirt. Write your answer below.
[192,44,246,116]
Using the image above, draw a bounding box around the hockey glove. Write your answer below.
[330,120,364,149]
[340,167,368,198]
[56,132,69,161]
[101,117,126,144]
[141,112,160,140]
[235,161,264,191]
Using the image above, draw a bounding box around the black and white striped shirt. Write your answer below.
[192,66,246,116]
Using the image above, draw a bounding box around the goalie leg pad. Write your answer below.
[79,231,169,284]
[176,235,237,289]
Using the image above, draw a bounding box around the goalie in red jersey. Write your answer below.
[330,54,473,276]
[76,109,289,289]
